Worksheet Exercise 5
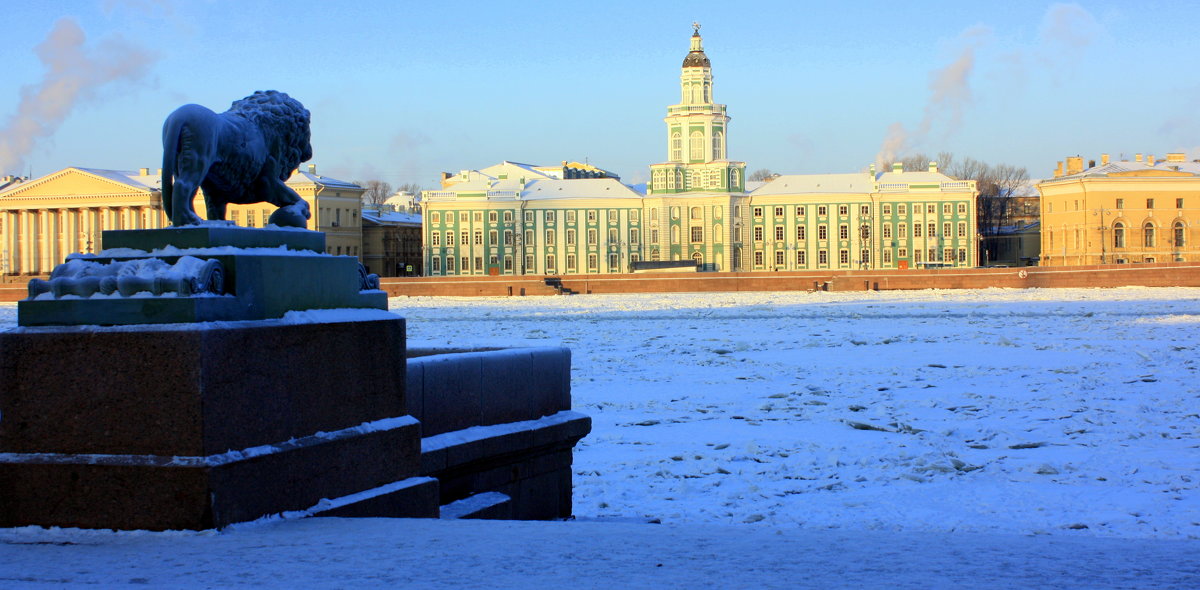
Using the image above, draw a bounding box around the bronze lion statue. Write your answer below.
[161,90,313,227]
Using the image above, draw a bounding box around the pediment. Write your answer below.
[0,167,158,201]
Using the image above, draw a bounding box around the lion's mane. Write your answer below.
[227,90,312,179]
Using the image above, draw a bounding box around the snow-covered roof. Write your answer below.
[874,170,959,184]
[750,173,873,195]
[362,209,421,226]
[1049,158,1200,181]
[286,169,362,190]
[75,168,161,191]
[522,178,642,200]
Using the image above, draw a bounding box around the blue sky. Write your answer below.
[2,0,1197,187]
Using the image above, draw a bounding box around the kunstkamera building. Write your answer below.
[421,25,978,276]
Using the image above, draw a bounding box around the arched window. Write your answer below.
[1143,222,1156,247]
[712,131,723,161]
[690,131,704,161]
[671,133,682,162]
[690,207,702,220]
[691,85,701,103]
[692,252,703,264]
[729,168,740,189]
[1113,222,1125,248]
[1174,221,1186,248]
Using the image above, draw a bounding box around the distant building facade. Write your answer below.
[420,26,978,276]
[362,208,422,276]
[0,165,365,276]
[1037,153,1199,265]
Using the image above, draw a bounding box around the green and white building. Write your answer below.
[421,26,977,276]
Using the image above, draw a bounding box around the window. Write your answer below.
[489,255,498,267]
[943,223,951,238]
[247,211,256,227]
[928,248,937,261]
[882,224,892,239]
[445,231,454,245]
[754,251,764,266]
[470,212,480,222]
[525,229,534,245]
[474,257,483,271]
[774,206,784,217]
[609,228,619,243]
[461,257,468,271]
[898,204,907,215]
[460,231,469,245]
[567,254,576,271]
[914,250,923,263]
[432,257,440,272]
[899,224,908,238]
[928,223,937,237]
[609,253,619,269]
[690,130,704,160]
[503,211,513,222]
[942,204,951,214]
[796,206,806,217]
[957,203,966,215]
[775,251,785,266]
[1147,198,1155,209]
[650,229,659,243]
[862,250,870,264]
[861,205,870,216]
[774,226,784,241]
[839,224,849,240]
[566,211,576,223]
[671,132,682,161]
[432,232,441,246]
[754,227,764,242]
[588,210,597,222]
[609,209,618,221]
[753,207,763,218]
[446,257,454,271]
[546,255,555,272]
[818,225,828,240]
[567,229,576,245]
[927,204,936,214]
[631,210,640,222]
[693,207,704,220]
[588,254,598,270]
[504,256,513,271]
[958,249,967,262]
[588,229,598,244]
[460,212,468,222]
[818,250,828,265]
[944,248,953,262]
[1176,198,1184,209]
[474,231,482,245]
[525,212,534,223]
[818,205,828,216]
[838,205,848,216]
[630,228,640,243]
[525,255,534,271]
[1174,222,1185,247]
[712,131,722,160]
[671,207,680,220]
[545,229,555,244]
[488,211,497,223]
[913,223,922,237]
[1113,223,1126,248]
[504,230,513,245]
[489,230,497,244]
[957,222,966,238]
[839,249,849,264]
[432,212,441,223]
[883,204,892,215]
[883,250,892,264]
[796,226,806,240]
[1144,222,1156,247]
[898,248,908,258]
[861,225,870,240]
[796,251,806,266]
[692,226,704,242]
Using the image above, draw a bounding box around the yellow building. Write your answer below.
[0,165,365,276]
[1037,153,1199,265]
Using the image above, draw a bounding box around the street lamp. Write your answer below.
[1093,207,1112,264]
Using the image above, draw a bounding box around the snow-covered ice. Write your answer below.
[1,287,1198,587]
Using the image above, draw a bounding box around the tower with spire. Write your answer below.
[648,23,746,195]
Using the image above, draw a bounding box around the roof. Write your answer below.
[521,178,643,200]
[683,33,710,68]
[1047,158,1200,182]
[0,167,161,198]
[362,209,421,226]
[750,173,873,195]
[286,168,362,190]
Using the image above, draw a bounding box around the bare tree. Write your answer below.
[749,168,777,182]
[358,180,393,207]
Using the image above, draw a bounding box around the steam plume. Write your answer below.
[0,18,157,175]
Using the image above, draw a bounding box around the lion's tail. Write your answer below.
[160,113,181,219]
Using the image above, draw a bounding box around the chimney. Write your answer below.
[307,164,316,174]
[1147,154,1155,166]
[1101,153,1110,166]
[1135,153,1143,162]
[1167,152,1186,163]
[928,161,938,173]
[139,167,149,176]
[1066,156,1084,175]
[869,163,876,176]
[1088,160,1095,169]
[1054,161,1063,178]
[892,162,903,173]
